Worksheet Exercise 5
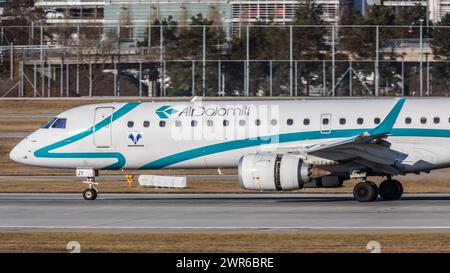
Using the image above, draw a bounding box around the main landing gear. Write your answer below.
[378,179,403,201]
[353,179,403,202]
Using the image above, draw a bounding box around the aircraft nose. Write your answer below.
[9,141,28,163]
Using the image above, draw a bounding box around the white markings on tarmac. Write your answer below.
[0,193,450,231]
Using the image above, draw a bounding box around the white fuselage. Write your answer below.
[9,98,450,175]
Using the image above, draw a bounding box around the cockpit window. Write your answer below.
[41,117,58,129]
[51,118,67,129]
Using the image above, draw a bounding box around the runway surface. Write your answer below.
[0,174,238,181]
[1,193,450,230]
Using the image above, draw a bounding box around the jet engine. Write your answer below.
[238,153,312,191]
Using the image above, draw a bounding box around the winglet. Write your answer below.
[369,98,406,136]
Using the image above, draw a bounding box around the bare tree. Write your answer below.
[66,25,114,96]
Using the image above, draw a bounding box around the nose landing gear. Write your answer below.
[77,168,99,201]
[82,178,98,200]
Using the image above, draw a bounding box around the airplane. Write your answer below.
[9,97,450,202]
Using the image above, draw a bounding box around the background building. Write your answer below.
[230,0,349,24]
[103,0,232,39]
[33,0,353,42]
[34,0,106,23]
[34,0,353,36]
[374,0,450,23]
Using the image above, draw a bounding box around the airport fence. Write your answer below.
[0,25,449,97]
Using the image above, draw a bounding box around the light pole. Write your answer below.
[362,0,365,16]
[419,18,424,97]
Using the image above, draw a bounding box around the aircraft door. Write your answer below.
[94,107,114,148]
[320,113,332,134]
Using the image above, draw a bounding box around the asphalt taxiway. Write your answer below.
[1,193,450,231]
[0,174,238,181]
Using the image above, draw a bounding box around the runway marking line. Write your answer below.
[1,226,450,230]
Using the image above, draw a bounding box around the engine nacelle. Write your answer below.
[238,153,311,191]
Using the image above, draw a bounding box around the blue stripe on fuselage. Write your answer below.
[34,102,140,170]
[140,128,450,169]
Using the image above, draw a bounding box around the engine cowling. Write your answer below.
[238,153,311,191]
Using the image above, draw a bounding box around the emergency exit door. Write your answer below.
[94,107,114,148]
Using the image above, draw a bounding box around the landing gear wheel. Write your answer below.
[83,188,97,200]
[379,180,403,200]
[353,181,378,202]
[392,180,403,199]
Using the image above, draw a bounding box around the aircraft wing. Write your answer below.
[302,98,407,174]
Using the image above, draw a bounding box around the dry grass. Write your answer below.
[1,231,450,253]
[0,99,138,114]
[0,98,304,114]
[0,180,247,194]
[0,118,46,132]
[0,98,219,114]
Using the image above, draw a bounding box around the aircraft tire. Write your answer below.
[391,179,403,199]
[83,189,97,200]
[353,181,378,202]
[379,180,403,201]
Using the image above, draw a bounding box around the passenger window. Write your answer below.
[374,117,381,125]
[223,120,229,127]
[51,118,67,129]
[159,120,166,127]
[255,119,261,126]
[339,118,346,125]
[127,121,134,128]
[270,119,277,126]
[303,119,310,126]
[206,120,213,127]
[191,120,198,127]
[143,121,150,128]
[41,117,58,129]
[175,120,182,127]
[405,117,412,124]
[357,118,364,125]
[322,118,329,125]
[287,119,293,126]
[434,117,440,124]
[239,120,246,126]
[421,117,427,124]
